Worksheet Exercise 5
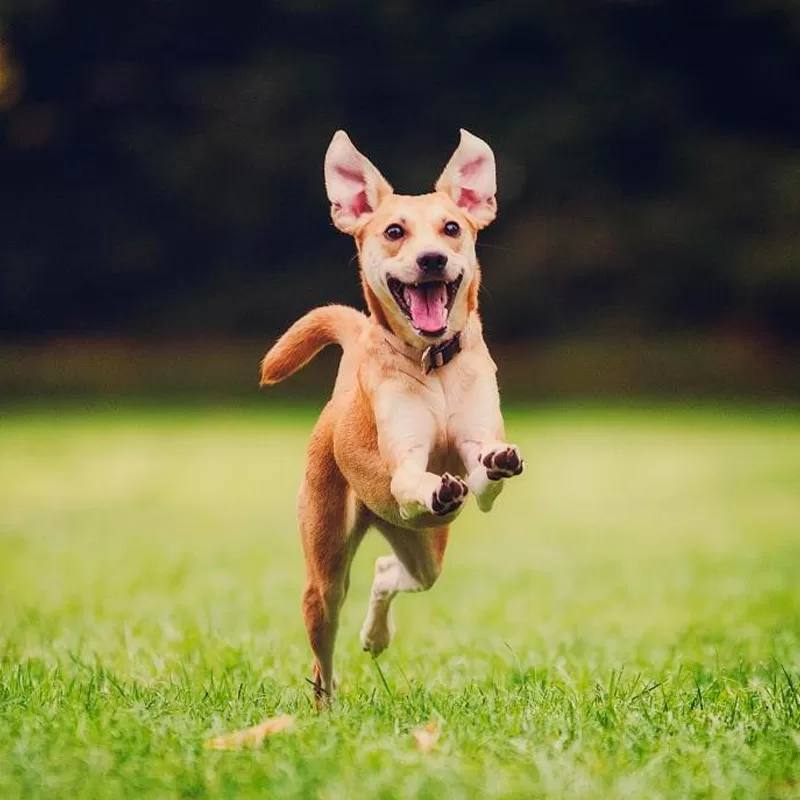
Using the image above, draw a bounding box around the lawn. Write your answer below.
[1,403,799,799]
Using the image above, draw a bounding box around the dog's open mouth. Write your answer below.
[387,274,463,337]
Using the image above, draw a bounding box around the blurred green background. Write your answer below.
[1,0,799,400]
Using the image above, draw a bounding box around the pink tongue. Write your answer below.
[404,283,448,333]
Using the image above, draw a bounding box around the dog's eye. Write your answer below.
[384,224,405,241]
[443,221,461,237]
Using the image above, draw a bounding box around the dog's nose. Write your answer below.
[416,251,448,274]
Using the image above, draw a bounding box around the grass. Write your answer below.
[1,402,799,798]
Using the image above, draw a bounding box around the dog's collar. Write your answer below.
[420,333,462,374]
[381,328,464,375]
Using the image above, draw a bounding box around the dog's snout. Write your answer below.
[416,251,448,274]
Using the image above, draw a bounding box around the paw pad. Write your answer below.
[431,473,468,515]
[481,446,524,481]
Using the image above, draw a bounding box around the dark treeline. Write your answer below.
[1,0,799,344]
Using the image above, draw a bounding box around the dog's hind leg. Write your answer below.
[360,524,449,657]
[300,489,366,706]
[299,421,367,707]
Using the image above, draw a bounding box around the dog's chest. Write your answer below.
[424,354,484,449]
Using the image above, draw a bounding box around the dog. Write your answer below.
[260,129,524,704]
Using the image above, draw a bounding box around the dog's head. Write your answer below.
[324,129,497,346]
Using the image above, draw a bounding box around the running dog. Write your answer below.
[260,129,524,704]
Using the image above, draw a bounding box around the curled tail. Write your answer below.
[260,304,366,386]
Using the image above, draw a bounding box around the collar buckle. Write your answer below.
[421,332,462,374]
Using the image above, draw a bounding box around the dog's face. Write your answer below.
[324,130,497,346]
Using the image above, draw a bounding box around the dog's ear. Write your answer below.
[324,131,393,234]
[435,129,497,229]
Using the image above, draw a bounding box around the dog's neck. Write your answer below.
[376,312,481,375]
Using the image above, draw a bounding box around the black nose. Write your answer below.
[416,251,448,274]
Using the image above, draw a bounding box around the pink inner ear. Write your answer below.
[335,164,364,185]
[459,155,486,180]
[457,187,483,213]
[349,189,370,217]
[335,164,372,217]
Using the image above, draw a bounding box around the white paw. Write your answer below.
[397,472,468,520]
[430,472,469,516]
[466,445,524,512]
[481,445,524,480]
[467,466,504,512]
[360,610,394,657]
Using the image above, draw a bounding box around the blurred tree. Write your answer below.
[1,0,798,342]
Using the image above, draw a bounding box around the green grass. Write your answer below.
[1,403,799,798]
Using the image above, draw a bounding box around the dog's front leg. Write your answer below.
[452,379,524,513]
[375,388,468,520]
[461,438,524,512]
[391,452,468,520]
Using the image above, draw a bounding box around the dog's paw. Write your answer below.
[360,615,393,657]
[308,669,338,709]
[360,590,394,657]
[481,445,524,481]
[430,472,469,516]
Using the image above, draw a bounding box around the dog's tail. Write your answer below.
[260,304,366,386]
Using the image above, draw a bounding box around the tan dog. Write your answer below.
[260,129,524,704]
